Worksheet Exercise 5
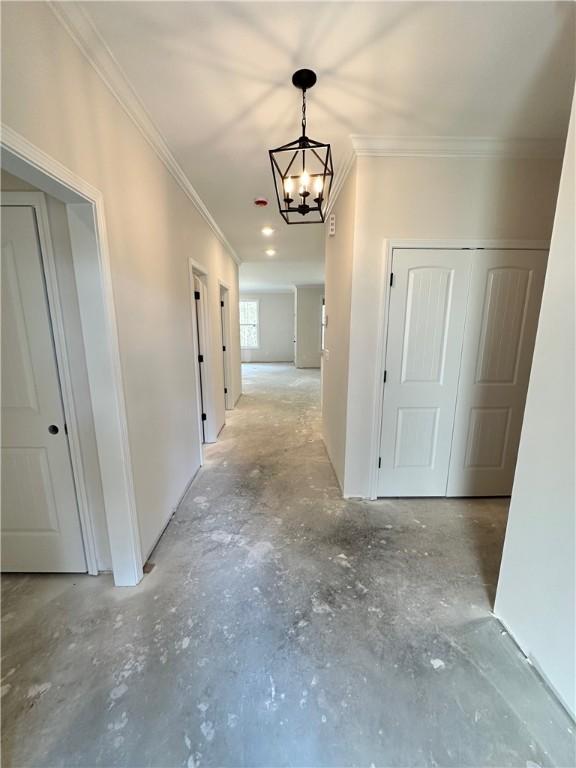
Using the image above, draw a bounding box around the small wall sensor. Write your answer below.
[254,198,268,207]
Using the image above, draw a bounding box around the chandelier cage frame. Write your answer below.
[268,69,334,225]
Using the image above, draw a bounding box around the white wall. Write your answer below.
[495,93,575,717]
[322,165,357,488]
[240,292,294,363]
[1,3,241,561]
[334,154,562,497]
[295,284,324,369]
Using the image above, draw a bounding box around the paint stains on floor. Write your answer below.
[1,364,574,767]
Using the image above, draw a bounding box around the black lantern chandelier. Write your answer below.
[269,69,333,224]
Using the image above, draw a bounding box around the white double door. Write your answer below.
[378,248,547,497]
[1,205,87,571]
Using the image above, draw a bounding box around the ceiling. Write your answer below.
[239,259,325,293]
[77,1,575,288]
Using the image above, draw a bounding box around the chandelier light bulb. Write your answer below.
[313,177,324,195]
[284,177,294,195]
[299,171,310,193]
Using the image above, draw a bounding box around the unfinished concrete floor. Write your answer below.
[2,363,574,768]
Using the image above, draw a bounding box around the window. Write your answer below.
[240,300,259,349]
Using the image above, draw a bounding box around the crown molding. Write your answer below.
[323,128,565,226]
[48,1,241,265]
[351,134,565,159]
[325,148,356,217]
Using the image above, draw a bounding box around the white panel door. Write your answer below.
[378,249,472,496]
[447,250,547,496]
[1,206,86,572]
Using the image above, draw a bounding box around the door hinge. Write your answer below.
[201,413,207,421]
[389,272,394,287]
[222,345,226,352]
[383,370,387,383]
[378,457,382,469]
[64,423,68,435]
[220,300,224,308]
[198,354,204,363]
[194,290,200,300]
[224,387,228,394]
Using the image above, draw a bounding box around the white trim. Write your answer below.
[494,615,576,720]
[189,261,212,454]
[367,239,394,501]
[380,237,550,251]
[142,463,203,565]
[67,204,143,587]
[172,466,201,516]
[368,237,551,500]
[219,282,233,410]
[350,135,565,159]
[2,125,101,204]
[218,277,232,292]
[188,257,208,279]
[189,260,218,443]
[188,264,205,463]
[142,456,201,565]
[1,128,143,586]
[325,149,355,217]
[47,1,240,266]
[1,192,99,575]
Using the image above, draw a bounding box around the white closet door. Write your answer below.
[447,250,547,496]
[1,206,87,572]
[378,249,472,496]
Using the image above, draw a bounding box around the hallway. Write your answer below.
[1,364,573,767]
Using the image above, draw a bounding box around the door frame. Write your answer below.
[188,258,219,445]
[189,268,206,451]
[219,280,232,410]
[2,126,143,586]
[2,191,97,574]
[368,238,550,500]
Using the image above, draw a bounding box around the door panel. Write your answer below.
[447,250,547,496]
[394,407,439,468]
[1,206,86,572]
[401,267,453,383]
[378,249,472,496]
[475,267,532,383]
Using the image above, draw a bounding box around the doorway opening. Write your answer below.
[193,275,207,443]
[189,262,219,445]
[2,193,87,573]
[1,137,142,586]
[220,283,232,410]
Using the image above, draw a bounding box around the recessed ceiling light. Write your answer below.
[261,226,274,237]
[265,249,276,257]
